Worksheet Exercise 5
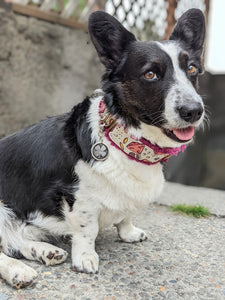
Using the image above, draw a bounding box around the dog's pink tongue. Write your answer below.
[173,126,195,141]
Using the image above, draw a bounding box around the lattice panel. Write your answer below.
[106,0,207,41]
[8,0,208,41]
[105,0,167,41]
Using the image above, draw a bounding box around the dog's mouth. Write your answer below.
[163,126,195,143]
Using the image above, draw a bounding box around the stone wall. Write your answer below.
[0,8,102,137]
[0,9,224,190]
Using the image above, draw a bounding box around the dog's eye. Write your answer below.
[144,71,158,81]
[188,65,197,75]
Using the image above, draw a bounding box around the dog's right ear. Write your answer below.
[88,11,136,69]
[169,9,205,56]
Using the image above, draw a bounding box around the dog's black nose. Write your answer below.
[178,103,203,123]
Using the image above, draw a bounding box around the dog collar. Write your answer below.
[91,99,186,165]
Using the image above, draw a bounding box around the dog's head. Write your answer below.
[88,9,205,148]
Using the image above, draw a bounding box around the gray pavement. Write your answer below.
[1,183,225,300]
[159,182,225,217]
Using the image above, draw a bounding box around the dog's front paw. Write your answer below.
[9,263,38,289]
[32,244,68,266]
[72,251,99,274]
[119,226,148,243]
[43,248,68,266]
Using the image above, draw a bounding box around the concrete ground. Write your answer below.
[1,182,225,300]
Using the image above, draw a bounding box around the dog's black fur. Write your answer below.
[0,8,206,288]
[89,9,205,128]
[0,97,92,219]
[0,9,205,221]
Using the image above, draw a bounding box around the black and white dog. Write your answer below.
[0,9,205,288]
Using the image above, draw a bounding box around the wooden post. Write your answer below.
[12,2,87,30]
[204,0,210,21]
[202,0,210,63]
[164,0,177,40]
[95,0,106,10]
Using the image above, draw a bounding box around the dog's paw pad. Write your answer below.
[139,231,148,242]
[72,252,99,274]
[119,227,148,243]
[11,266,38,289]
[41,248,68,266]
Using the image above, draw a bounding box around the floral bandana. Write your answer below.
[94,99,186,165]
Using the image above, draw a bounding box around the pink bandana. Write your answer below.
[99,100,186,165]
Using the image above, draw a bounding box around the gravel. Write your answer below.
[1,183,225,299]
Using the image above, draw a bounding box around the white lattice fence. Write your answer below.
[106,0,208,40]
[4,0,209,39]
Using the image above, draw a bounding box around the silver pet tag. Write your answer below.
[91,142,109,161]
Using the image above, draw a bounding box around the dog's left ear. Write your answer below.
[88,11,136,69]
[169,8,205,56]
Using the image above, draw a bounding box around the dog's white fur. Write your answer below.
[157,42,204,130]
[0,40,204,287]
[0,252,38,289]
[0,92,165,282]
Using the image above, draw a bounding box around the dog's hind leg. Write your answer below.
[19,241,68,266]
[0,202,38,288]
[0,248,38,289]
[17,218,68,266]
[0,201,67,289]
[116,216,148,243]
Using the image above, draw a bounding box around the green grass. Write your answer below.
[170,204,210,218]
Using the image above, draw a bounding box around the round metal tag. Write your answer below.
[91,142,109,161]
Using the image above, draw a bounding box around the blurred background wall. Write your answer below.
[0,7,102,136]
[0,0,224,190]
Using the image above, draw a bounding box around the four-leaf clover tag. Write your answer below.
[91,142,109,161]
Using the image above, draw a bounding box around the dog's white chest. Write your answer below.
[75,153,164,229]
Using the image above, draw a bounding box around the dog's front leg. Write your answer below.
[71,223,99,274]
[116,216,148,243]
[67,204,99,274]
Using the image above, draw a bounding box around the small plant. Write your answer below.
[170,204,210,218]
